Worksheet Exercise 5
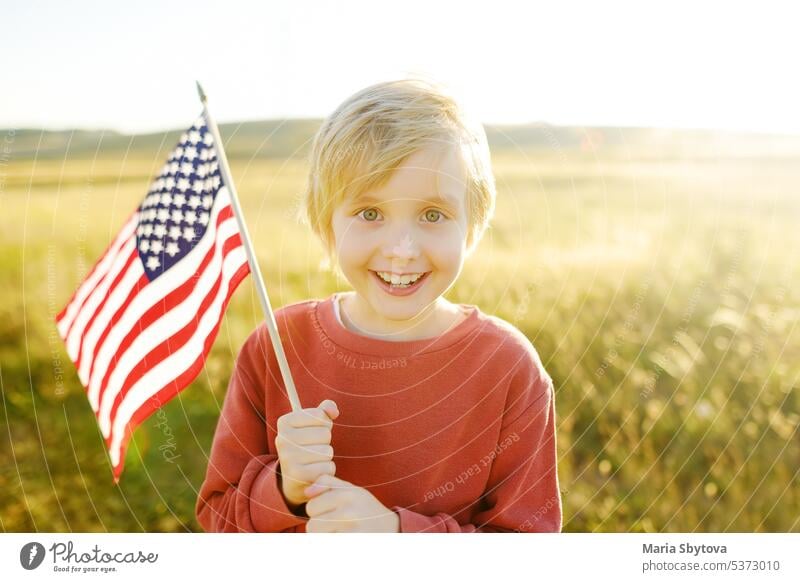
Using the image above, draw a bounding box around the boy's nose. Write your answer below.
[382,233,419,261]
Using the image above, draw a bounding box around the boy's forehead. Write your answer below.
[350,146,468,208]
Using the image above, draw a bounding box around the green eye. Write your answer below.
[424,209,444,223]
[360,208,379,221]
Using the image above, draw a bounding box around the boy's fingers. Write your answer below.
[292,426,332,446]
[298,460,336,483]
[287,408,333,429]
[304,482,330,499]
[304,473,337,498]
[306,473,349,494]
[319,399,340,420]
[305,487,340,515]
[298,447,335,466]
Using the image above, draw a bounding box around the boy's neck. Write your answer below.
[338,291,467,342]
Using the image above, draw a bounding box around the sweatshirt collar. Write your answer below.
[315,293,482,357]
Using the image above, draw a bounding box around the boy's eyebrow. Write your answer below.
[352,193,459,208]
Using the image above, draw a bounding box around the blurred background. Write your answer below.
[1,0,798,532]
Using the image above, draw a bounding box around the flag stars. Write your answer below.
[134,119,222,279]
[145,256,161,271]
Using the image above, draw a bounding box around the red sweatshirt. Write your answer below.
[196,293,561,532]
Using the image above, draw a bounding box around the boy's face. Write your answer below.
[331,144,469,327]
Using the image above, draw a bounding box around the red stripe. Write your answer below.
[74,248,139,371]
[57,210,137,330]
[94,206,235,405]
[104,233,244,442]
[86,273,149,390]
[110,260,250,481]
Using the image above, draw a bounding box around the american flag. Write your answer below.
[55,114,250,481]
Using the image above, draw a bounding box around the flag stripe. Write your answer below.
[109,249,249,464]
[109,260,250,481]
[74,247,140,378]
[86,273,150,394]
[93,207,238,421]
[56,213,138,336]
[65,236,139,360]
[101,231,243,436]
[86,193,234,408]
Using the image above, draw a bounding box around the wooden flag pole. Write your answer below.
[195,81,302,412]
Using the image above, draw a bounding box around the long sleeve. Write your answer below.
[195,326,307,532]
[391,362,562,533]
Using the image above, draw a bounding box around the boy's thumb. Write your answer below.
[319,399,339,420]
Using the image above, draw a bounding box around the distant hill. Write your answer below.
[4,120,800,160]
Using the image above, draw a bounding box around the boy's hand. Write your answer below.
[275,399,339,509]
[303,474,400,533]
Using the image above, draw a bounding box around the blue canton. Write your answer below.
[136,116,224,281]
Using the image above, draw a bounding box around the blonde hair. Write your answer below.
[299,78,496,271]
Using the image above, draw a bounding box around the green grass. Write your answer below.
[1,139,798,532]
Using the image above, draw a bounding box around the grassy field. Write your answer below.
[1,125,798,532]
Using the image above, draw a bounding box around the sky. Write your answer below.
[3,0,799,134]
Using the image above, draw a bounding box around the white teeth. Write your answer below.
[377,271,424,286]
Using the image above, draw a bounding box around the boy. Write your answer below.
[196,79,561,532]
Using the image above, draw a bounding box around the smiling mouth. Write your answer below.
[370,270,430,289]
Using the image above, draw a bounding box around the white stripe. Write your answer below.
[65,237,137,361]
[86,188,233,409]
[109,247,248,466]
[77,258,145,386]
[57,214,138,337]
[97,220,242,436]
